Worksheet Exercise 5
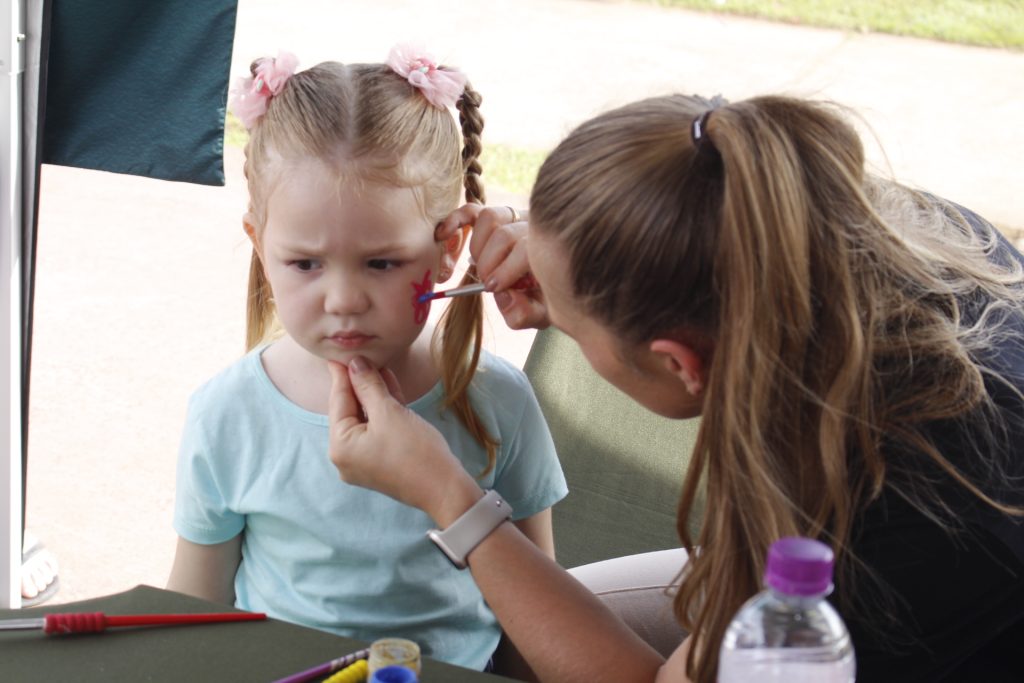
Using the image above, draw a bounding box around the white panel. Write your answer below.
[0,0,25,609]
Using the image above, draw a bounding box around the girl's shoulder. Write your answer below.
[186,348,270,415]
[471,350,535,396]
[440,350,539,425]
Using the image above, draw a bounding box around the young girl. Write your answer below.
[166,46,567,671]
[328,93,1024,683]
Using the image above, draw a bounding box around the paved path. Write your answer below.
[22,1,1024,606]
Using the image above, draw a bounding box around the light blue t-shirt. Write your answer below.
[173,347,567,670]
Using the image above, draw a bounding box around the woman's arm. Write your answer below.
[166,535,242,605]
[328,359,691,683]
[496,509,557,679]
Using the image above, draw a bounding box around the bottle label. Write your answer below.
[718,649,855,683]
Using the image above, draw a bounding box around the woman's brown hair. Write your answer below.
[241,57,498,472]
[529,93,1024,682]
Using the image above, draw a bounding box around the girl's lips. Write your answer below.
[329,333,374,349]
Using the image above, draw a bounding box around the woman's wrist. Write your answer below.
[430,474,486,528]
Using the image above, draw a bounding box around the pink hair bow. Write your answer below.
[386,43,466,109]
[229,50,300,129]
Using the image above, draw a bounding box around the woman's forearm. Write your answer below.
[465,521,666,683]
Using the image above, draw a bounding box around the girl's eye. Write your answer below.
[368,259,398,271]
[291,259,320,272]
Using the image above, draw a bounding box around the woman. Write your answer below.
[326,93,1024,682]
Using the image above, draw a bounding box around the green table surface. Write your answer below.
[0,585,516,682]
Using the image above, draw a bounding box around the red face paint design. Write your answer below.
[411,269,433,324]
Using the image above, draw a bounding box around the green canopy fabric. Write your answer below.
[41,0,238,185]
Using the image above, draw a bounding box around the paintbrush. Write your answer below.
[0,610,266,635]
[417,274,538,304]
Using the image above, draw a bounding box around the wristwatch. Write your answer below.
[427,489,513,569]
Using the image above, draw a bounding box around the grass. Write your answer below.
[649,0,1024,50]
[479,144,549,197]
[225,112,249,149]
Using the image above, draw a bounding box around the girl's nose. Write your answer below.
[323,273,370,315]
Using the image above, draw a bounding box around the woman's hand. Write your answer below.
[327,358,482,526]
[437,204,550,330]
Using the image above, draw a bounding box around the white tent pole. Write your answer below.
[0,0,25,609]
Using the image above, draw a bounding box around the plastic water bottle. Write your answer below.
[718,537,855,682]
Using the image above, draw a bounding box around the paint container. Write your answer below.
[367,638,421,677]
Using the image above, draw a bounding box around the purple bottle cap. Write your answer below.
[764,537,834,596]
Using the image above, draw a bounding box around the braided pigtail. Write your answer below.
[436,79,499,476]
[458,81,485,205]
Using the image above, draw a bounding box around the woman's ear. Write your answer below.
[437,223,470,283]
[650,338,705,396]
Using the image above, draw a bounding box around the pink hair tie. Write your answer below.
[385,43,467,109]
[229,50,300,129]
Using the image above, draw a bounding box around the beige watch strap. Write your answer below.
[427,490,513,569]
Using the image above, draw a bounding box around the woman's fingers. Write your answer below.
[487,236,550,329]
[435,204,485,243]
[380,367,406,405]
[328,361,363,429]
[435,203,548,328]
[326,356,475,519]
[438,204,532,289]
[343,356,398,420]
[475,210,532,286]
[496,288,551,330]
[480,230,531,291]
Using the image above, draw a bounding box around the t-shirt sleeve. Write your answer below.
[489,371,568,520]
[173,392,245,544]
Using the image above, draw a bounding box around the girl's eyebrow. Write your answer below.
[275,239,414,257]
[275,240,327,255]
[361,241,414,256]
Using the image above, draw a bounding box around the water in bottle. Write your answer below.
[718,536,855,682]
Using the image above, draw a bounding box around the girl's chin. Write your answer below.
[320,348,394,371]
[311,333,426,369]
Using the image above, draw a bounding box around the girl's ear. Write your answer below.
[649,338,705,397]
[438,223,470,283]
[243,213,261,252]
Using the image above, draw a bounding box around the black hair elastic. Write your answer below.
[691,110,715,154]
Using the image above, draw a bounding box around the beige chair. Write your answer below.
[568,548,689,657]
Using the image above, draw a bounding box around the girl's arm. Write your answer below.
[328,359,691,683]
[166,535,242,605]
[513,508,555,559]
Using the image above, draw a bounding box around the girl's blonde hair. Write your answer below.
[242,58,498,472]
[529,93,1024,682]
